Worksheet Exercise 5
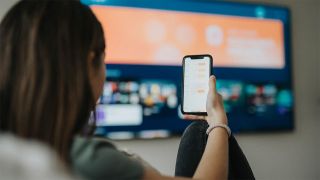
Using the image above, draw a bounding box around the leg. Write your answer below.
[175,121,255,180]
[175,121,208,177]
[228,135,255,180]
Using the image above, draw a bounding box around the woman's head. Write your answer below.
[0,1,105,161]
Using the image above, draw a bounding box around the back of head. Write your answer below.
[0,1,105,161]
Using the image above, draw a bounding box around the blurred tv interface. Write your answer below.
[81,0,294,139]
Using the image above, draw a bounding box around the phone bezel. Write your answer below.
[181,54,213,116]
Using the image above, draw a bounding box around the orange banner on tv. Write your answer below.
[92,6,285,69]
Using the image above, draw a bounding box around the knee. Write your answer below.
[182,121,208,138]
[178,121,209,152]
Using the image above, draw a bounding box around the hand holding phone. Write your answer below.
[181,54,212,115]
[182,55,228,126]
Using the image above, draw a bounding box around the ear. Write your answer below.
[87,51,106,104]
[87,51,95,66]
[87,51,96,88]
[87,51,96,76]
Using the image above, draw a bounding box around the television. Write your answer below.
[81,0,293,139]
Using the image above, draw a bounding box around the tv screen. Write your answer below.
[81,0,293,139]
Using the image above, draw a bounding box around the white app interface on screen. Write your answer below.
[183,57,210,113]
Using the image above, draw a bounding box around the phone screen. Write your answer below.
[182,55,212,114]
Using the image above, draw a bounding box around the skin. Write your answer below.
[87,52,229,180]
[88,52,106,103]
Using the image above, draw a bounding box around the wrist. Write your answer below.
[206,123,231,137]
[207,116,228,126]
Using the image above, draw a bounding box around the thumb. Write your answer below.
[209,75,217,94]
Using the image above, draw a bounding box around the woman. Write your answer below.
[0,1,254,180]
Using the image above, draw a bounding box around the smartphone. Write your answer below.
[181,54,213,115]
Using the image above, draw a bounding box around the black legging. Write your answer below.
[175,121,255,180]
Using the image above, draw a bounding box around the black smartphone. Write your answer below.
[181,54,213,115]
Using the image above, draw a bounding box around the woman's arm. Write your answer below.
[143,76,229,180]
[193,75,229,179]
[193,128,228,179]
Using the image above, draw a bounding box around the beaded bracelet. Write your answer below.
[206,123,231,137]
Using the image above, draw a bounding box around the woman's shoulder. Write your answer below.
[71,136,116,154]
[71,136,144,180]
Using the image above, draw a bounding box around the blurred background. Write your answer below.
[0,0,319,179]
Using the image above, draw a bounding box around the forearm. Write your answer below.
[193,128,229,180]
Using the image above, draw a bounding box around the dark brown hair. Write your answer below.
[0,1,105,162]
